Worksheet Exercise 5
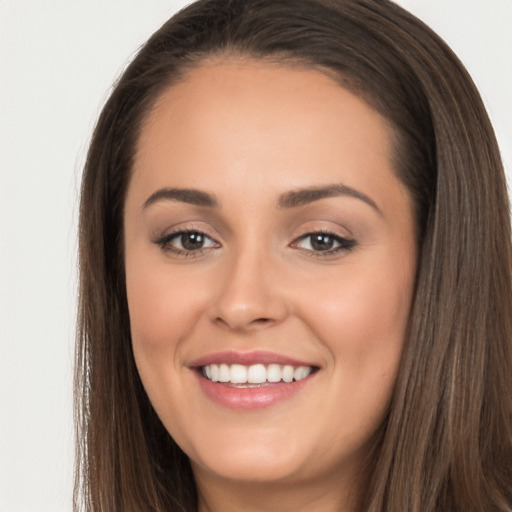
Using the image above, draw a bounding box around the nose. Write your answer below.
[207,247,289,332]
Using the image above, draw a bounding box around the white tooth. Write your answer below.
[267,364,282,382]
[210,364,219,382]
[293,366,312,381]
[230,364,247,383]
[219,363,230,382]
[282,365,294,383]
[247,364,267,384]
[208,362,311,384]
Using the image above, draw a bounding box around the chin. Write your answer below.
[192,452,305,484]
[185,428,310,484]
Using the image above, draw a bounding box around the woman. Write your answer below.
[75,0,512,510]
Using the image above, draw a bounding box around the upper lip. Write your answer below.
[189,350,317,368]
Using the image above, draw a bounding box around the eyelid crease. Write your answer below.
[153,229,221,259]
[291,231,356,254]
[153,227,356,260]
[154,228,219,246]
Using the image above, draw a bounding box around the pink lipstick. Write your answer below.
[189,351,318,410]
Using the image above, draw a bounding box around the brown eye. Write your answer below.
[179,232,208,250]
[310,234,337,251]
[155,230,219,255]
[293,232,355,255]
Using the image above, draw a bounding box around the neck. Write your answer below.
[194,465,364,512]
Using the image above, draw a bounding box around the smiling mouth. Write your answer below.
[200,363,317,387]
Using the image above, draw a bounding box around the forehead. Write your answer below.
[130,59,405,212]
[138,59,390,151]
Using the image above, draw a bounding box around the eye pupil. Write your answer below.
[181,232,205,250]
[311,234,334,251]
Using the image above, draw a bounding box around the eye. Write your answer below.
[154,230,219,256]
[292,232,355,256]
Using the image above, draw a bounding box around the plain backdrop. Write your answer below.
[0,1,511,511]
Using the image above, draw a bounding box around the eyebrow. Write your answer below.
[277,184,381,214]
[143,183,380,215]
[143,187,219,209]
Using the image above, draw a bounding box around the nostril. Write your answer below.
[249,317,275,328]
[213,316,273,330]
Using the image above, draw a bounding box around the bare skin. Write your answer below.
[124,59,417,512]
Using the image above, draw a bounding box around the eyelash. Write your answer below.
[154,229,219,258]
[153,229,356,258]
[291,231,356,257]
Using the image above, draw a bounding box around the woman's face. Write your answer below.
[124,60,417,491]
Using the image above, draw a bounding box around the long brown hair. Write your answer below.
[75,1,512,510]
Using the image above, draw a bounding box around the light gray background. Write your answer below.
[0,1,511,511]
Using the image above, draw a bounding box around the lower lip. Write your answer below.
[195,372,314,410]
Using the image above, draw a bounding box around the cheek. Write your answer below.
[306,264,411,342]
[125,255,211,395]
[125,260,206,434]
[298,255,414,400]
[126,259,204,347]
[304,275,411,449]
